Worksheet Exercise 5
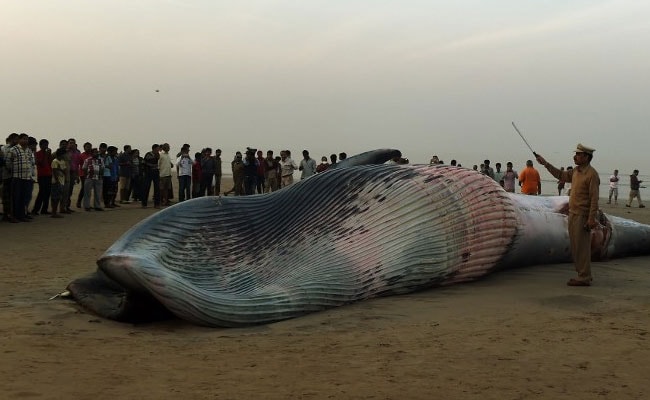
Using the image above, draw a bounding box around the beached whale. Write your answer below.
[64,150,650,327]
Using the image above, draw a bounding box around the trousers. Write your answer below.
[628,190,643,206]
[568,213,592,282]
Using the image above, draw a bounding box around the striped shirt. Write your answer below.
[8,145,33,180]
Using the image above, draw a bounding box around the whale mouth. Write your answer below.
[67,263,175,323]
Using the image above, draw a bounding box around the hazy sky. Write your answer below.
[2,0,648,173]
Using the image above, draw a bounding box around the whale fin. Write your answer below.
[330,149,401,169]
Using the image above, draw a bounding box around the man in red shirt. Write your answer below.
[32,139,53,215]
[76,142,93,208]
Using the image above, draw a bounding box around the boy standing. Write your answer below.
[50,148,68,218]
[607,169,619,205]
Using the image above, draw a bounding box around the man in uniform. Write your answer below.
[535,144,599,286]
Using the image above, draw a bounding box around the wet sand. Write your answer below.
[1,183,649,400]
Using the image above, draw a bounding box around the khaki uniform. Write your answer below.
[547,163,600,282]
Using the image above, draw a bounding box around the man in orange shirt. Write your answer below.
[518,159,541,195]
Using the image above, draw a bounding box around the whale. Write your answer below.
[64,149,650,327]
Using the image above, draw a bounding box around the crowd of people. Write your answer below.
[430,155,551,195]
[0,133,354,223]
[428,155,643,204]
[1,133,645,225]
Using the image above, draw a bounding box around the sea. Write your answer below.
[540,173,649,198]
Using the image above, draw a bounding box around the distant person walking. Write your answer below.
[626,169,645,208]
[536,143,599,287]
[518,160,541,195]
[607,169,619,205]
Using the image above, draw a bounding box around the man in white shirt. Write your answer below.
[158,143,173,206]
[299,150,316,180]
[176,147,193,202]
[279,150,298,187]
[494,163,505,187]
[607,169,619,205]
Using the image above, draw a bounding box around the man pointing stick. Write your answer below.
[535,144,600,287]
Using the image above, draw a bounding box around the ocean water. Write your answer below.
[540,173,649,198]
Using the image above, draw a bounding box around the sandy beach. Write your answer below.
[1,178,649,400]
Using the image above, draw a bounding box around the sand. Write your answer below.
[1,181,649,400]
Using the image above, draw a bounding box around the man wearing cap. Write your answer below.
[535,144,600,286]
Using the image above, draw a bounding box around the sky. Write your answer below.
[1,0,649,174]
